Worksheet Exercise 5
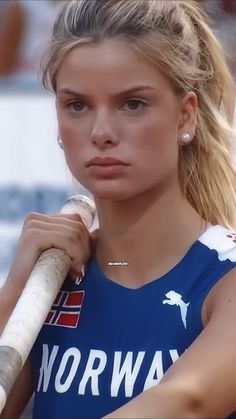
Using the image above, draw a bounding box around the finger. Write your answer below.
[90,229,99,251]
[24,212,84,225]
[23,225,89,261]
[24,218,87,234]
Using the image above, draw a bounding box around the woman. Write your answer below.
[1,0,236,417]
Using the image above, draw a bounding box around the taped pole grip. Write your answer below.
[0,347,22,413]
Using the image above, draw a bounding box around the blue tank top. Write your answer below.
[30,224,236,418]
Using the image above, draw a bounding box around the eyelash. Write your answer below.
[67,101,85,112]
[66,98,148,113]
[124,99,148,111]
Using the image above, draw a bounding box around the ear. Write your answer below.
[178,92,198,138]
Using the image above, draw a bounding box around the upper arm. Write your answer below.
[0,358,34,419]
[161,267,236,417]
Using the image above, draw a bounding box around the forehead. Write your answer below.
[55,38,173,94]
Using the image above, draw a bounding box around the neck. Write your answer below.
[93,184,204,288]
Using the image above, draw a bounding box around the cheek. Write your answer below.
[57,113,85,175]
[133,111,179,180]
[134,110,178,153]
[58,113,78,145]
[57,114,89,168]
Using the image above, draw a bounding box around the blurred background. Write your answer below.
[0,0,236,284]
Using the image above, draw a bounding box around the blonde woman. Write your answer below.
[1,0,236,417]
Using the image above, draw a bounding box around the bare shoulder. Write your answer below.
[203,265,236,326]
[161,266,236,416]
[0,358,34,419]
[199,224,236,324]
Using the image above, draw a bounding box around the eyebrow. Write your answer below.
[57,85,157,98]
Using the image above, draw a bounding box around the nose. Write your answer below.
[90,110,119,149]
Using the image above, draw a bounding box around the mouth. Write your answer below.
[86,157,129,167]
[89,162,127,167]
[87,163,129,178]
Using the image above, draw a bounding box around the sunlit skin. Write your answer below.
[55,38,200,288]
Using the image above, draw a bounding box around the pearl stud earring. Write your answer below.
[58,138,64,149]
[179,132,191,145]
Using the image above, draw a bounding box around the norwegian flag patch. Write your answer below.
[45,290,85,328]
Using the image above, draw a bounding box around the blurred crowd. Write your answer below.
[0,0,61,91]
[0,0,236,90]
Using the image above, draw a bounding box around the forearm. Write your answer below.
[0,283,21,334]
[104,381,203,419]
[0,262,27,334]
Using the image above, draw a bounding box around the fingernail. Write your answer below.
[75,275,82,285]
[81,264,85,277]
[75,264,85,285]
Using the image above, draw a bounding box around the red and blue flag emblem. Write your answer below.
[45,290,85,328]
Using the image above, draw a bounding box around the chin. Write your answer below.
[83,183,138,201]
[92,190,132,201]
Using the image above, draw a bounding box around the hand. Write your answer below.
[6,212,92,288]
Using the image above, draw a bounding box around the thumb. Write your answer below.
[90,228,99,251]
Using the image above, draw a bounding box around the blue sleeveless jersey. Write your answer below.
[30,225,236,418]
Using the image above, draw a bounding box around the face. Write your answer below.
[56,38,196,201]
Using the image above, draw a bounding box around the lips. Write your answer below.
[86,157,129,166]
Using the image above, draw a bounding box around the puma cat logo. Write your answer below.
[163,290,190,329]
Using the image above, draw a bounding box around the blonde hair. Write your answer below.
[42,0,236,229]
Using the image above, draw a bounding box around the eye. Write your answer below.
[67,101,85,112]
[123,99,147,112]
